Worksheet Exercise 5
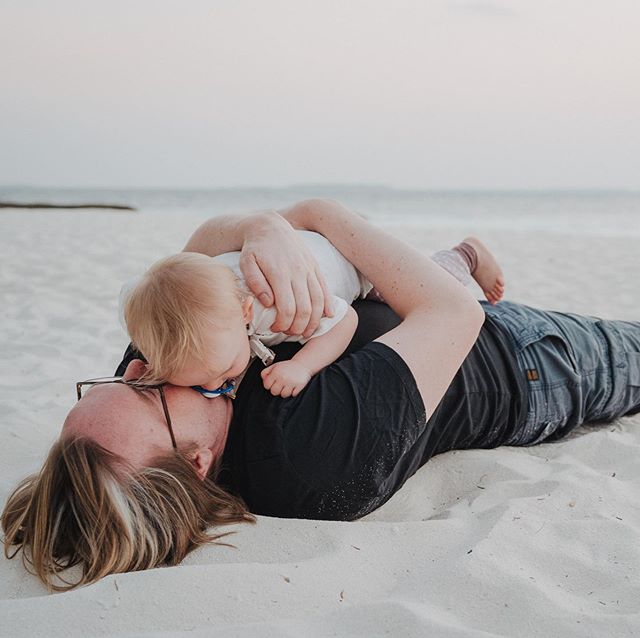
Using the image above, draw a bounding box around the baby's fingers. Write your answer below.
[269,379,285,396]
[262,370,278,391]
[279,384,294,399]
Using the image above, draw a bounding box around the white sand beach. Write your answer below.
[1,209,639,637]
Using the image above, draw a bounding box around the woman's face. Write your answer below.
[62,360,233,471]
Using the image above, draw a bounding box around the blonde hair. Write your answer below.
[1,436,255,592]
[124,252,243,384]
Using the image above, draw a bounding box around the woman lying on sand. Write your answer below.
[3,198,640,591]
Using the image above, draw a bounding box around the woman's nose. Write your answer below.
[123,359,148,381]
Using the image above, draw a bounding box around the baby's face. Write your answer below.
[167,320,252,393]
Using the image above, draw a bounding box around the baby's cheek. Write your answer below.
[235,353,252,376]
[167,372,202,388]
[166,375,182,386]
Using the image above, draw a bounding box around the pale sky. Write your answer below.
[1,0,639,189]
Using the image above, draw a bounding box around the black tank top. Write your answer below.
[216,301,526,520]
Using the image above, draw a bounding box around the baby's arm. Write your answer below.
[261,306,358,398]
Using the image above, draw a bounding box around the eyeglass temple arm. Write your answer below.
[158,388,178,450]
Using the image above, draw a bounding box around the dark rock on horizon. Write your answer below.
[0,201,137,211]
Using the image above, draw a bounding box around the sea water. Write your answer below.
[2,186,639,237]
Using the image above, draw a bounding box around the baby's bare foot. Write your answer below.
[463,236,505,305]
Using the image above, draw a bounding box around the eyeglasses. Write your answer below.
[75,376,177,450]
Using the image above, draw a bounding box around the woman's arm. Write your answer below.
[281,199,485,416]
[184,211,332,338]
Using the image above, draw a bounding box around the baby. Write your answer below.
[120,232,504,398]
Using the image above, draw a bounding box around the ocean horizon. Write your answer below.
[2,185,639,237]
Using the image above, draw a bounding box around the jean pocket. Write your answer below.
[500,312,580,376]
[628,353,640,386]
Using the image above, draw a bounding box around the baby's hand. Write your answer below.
[261,360,312,398]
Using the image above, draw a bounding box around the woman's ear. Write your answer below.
[123,359,148,381]
[241,295,254,324]
[190,448,214,481]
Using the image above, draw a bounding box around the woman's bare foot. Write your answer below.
[463,236,505,305]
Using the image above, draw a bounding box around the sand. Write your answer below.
[1,209,639,637]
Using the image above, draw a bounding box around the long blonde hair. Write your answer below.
[123,252,242,384]
[1,436,255,592]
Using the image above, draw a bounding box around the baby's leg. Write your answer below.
[431,245,474,287]
[432,238,505,305]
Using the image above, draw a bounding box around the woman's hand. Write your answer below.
[239,212,333,337]
[184,208,333,338]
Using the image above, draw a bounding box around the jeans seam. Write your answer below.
[593,322,619,415]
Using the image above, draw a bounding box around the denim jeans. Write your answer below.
[482,301,640,446]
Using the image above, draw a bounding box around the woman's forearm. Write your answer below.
[183,210,274,256]
[281,199,484,413]
[281,199,480,321]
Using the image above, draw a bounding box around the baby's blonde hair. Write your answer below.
[124,252,242,384]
